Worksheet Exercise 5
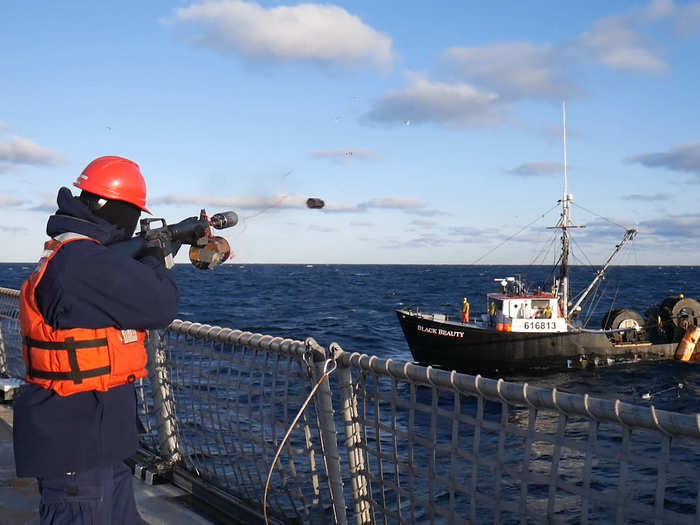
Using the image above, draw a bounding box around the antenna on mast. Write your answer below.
[560,100,570,318]
[562,101,567,209]
[549,102,583,319]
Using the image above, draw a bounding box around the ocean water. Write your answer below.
[3,263,699,522]
[2,263,699,414]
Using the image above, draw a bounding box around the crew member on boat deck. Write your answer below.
[543,304,553,318]
[14,156,179,524]
[461,297,470,323]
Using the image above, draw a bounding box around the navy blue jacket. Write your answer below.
[13,187,179,478]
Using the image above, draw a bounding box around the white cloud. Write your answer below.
[150,193,306,209]
[364,197,422,209]
[627,141,700,175]
[364,75,505,128]
[507,161,562,177]
[623,193,673,201]
[27,203,58,213]
[403,208,449,217]
[0,196,25,207]
[578,21,665,73]
[645,0,677,21]
[0,136,65,167]
[676,1,700,36]
[309,148,381,161]
[171,0,393,70]
[149,192,429,214]
[439,1,689,101]
[639,213,700,240]
[444,42,575,100]
[448,225,500,237]
[307,224,336,233]
[0,225,27,232]
[575,1,674,73]
[382,225,501,250]
[322,196,428,213]
[408,219,436,228]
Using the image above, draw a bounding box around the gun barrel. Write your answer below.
[210,211,238,229]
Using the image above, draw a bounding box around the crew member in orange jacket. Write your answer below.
[13,156,179,524]
[461,297,470,323]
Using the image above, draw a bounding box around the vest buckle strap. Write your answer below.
[24,336,110,385]
[29,366,111,382]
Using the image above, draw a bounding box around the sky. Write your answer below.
[2,0,700,265]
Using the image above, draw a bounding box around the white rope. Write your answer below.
[263,357,337,525]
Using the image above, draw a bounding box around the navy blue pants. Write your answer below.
[37,461,147,524]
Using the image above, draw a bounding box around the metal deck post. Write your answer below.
[0,317,7,378]
[308,339,348,525]
[147,329,181,463]
[331,344,372,525]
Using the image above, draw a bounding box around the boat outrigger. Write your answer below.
[396,104,700,373]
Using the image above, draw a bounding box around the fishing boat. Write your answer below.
[396,105,700,373]
[396,280,699,372]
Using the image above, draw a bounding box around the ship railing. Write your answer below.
[1,286,699,524]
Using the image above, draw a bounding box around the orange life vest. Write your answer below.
[19,233,148,397]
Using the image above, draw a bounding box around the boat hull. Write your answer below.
[396,309,677,373]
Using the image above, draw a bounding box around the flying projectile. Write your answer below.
[306,198,325,209]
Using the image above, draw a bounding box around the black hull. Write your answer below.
[396,310,678,374]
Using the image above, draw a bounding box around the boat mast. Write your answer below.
[555,103,637,320]
[559,101,571,318]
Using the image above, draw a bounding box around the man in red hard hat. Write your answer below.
[14,156,179,524]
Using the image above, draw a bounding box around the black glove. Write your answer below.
[140,235,180,268]
[170,239,183,257]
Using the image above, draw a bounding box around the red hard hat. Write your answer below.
[73,156,150,213]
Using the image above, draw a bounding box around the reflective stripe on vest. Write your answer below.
[19,234,148,396]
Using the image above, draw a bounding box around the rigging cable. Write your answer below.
[582,284,600,327]
[529,230,559,266]
[569,236,597,270]
[471,203,559,265]
[571,202,630,231]
[607,284,621,317]
[584,282,611,328]
[234,170,294,236]
[567,237,607,313]
[568,223,633,325]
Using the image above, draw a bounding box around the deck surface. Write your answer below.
[0,404,214,525]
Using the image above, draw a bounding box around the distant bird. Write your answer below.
[106,126,112,132]
[404,120,411,126]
